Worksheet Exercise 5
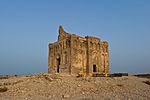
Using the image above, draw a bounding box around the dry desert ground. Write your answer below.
[0,73,150,100]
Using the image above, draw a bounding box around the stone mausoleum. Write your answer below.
[48,26,109,76]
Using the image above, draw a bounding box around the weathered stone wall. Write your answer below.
[70,35,86,75]
[100,42,109,75]
[48,25,109,76]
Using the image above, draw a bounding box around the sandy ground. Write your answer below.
[0,73,150,100]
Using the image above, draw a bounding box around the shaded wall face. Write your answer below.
[48,38,71,74]
[100,42,109,74]
[75,38,109,75]
[71,37,104,75]
[71,38,87,74]
[87,40,101,74]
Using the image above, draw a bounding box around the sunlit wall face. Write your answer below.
[0,0,150,75]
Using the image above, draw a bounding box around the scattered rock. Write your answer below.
[117,84,123,87]
[0,86,8,92]
[0,73,150,100]
[62,94,70,99]
[82,91,85,95]
[45,77,53,82]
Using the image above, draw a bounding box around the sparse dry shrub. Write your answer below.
[134,74,150,79]
[14,75,18,77]
[0,87,8,92]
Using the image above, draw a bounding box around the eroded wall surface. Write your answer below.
[48,26,109,76]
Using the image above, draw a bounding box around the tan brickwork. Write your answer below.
[48,26,109,76]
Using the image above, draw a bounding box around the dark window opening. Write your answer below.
[93,64,97,72]
[57,57,60,73]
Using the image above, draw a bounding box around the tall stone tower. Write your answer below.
[48,26,109,76]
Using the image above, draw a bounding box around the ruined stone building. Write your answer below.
[48,26,109,76]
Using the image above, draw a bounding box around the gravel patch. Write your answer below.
[0,73,150,100]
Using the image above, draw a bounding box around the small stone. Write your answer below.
[82,91,85,95]
[48,95,52,98]
[77,84,81,87]
[62,94,70,99]
[106,81,109,83]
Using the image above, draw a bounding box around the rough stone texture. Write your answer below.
[0,74,150,100]
[48,26,109,76]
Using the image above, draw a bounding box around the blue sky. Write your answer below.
[0,0,150,75]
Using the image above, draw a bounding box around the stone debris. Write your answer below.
[62,94,70,99]
[0,87,7,92]
[0,74,150,100]
[81,91,85,95]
